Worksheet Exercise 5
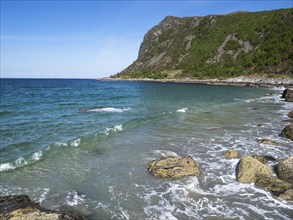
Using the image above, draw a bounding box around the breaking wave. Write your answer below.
[81,107,131,113]
[176,108,188,113]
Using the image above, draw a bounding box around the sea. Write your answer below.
[0,78,292,219]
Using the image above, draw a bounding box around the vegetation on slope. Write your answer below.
[114,8,293,79]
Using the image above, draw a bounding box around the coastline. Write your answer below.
[99,75,293,88]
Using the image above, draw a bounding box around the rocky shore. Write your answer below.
[100,75,293,88]
[0,195,88,220]
[1,89,292,219]
[147,88,293,201]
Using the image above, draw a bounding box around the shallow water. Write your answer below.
[0,79,292,219]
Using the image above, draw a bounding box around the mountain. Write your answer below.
[114,8,293,79]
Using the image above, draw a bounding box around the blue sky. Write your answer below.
[1,1,292,78]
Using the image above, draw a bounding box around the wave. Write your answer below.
[0,123,125,172]
[176,108,188,113]
[80,107,131,113]
[0,152,41,172]
[0,107,191,173]
[98,124,123,136]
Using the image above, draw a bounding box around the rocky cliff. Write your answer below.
[115,8,293,79]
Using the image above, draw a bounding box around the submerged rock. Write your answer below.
[258,139,277,146]
[236,156,274,183]
[0,195,87,220]
[277,156,293,184]
[147,156,199,178]
[224,149,238,158]
[252,155,276,164]
[280,124,293,141]
[255,175,293,198]
[288,110,293,118]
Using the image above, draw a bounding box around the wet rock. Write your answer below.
[252,155,276,164]
[224,149,238,158]
[147,156,199,178]
[255,175,293,198]
[277,156,293,184]
[281,89,288,98]
[280,124,293,141]
[288,110,293,118]
[258,139,277,146]
[278,189,293,201]
[0,195,87,220]
[282,89,293,102]
[236,156,274,183]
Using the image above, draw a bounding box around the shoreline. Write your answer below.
[99,76,293,88]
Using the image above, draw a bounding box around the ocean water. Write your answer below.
[0,79,292,219]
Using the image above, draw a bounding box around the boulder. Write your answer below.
[281,89,288,98]
[288,110,293,118]
[282,89,293,102]
[277,156,293,184]
[280,124,293,141]
[255,175,293,198]
[258,139,277,146]
[147,156,199,178]
[0,195,87,220]
[278,189,293,201]
[252,155,276,164]
[236,156,274,183]
[224,149,238,158]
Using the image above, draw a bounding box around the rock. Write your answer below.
[280,124,293,141]
[252,155,276,164]
[281,89,288,98]
[236,156,274,183]
[147,156,199,178]
[0,195,87,220]
[255,175,293,198]
[288,110,293,118]
[258,139,277,146]
[224,149,238,158]
[282,89,293,102]
[278,189,293,201]
[277,156,293,184]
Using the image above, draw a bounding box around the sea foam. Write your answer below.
[176,108,188,113]
[87,107,131,113]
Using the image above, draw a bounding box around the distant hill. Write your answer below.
[114,8,293,79]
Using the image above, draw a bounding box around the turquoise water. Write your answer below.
[0,79,292,219]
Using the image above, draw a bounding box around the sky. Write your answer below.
[1,0,292,79]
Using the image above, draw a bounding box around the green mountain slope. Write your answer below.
[114,8,293,79]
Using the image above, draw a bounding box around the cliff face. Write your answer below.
[116,8,293,79]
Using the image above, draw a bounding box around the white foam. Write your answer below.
[56,142,68,147]
[88,107,131,113]
[159,212,178,220]
[153,150,178,157]
[0,162,15,172]
[176,108,188,113]
[65,191,86,206]
[113,124,123,131]
[70,138,80,147]
[0,157,28,172]
[244,99,255,103]
[15,157,27,166]
[39,188,50,203]
[32,150,43,161]
[100,124,123,135]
